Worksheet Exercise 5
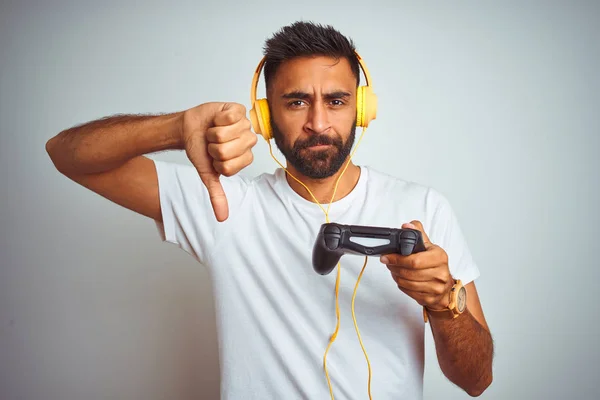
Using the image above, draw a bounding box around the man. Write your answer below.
[46,21,493,399]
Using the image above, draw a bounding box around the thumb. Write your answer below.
[185,125,230,222]
[402,220,431,245]
[198,170,229,222]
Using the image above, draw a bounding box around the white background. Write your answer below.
[1,0,599,399]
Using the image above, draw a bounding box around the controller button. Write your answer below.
[325,236,340,250]
[324,224,342,235]
[399,242,415,256]
[400,230,417,240]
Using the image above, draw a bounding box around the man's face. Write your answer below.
[267,56,358,180]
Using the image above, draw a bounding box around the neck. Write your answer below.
[283,161,361,204]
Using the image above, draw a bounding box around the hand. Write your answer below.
[181,102,258,222]
[381,220,454,311]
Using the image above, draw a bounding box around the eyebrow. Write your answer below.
[281,90,352,100]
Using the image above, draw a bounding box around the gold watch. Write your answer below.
[423,279,467,323]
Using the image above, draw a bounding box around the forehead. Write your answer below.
[269,56,356,94]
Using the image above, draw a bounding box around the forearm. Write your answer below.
[46,112,183,175]
[428,309,494,396]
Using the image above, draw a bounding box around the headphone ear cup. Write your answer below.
[364,86,378,126]
[356,86,378,128]
[250,98,272,141]
[356,86,365,127]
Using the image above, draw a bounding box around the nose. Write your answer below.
[305,101,330,134]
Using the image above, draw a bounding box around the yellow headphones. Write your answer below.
[249,51,378,141]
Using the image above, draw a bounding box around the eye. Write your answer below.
[288,100,306,108]
[330,99,345,106]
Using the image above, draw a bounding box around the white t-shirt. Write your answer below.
[153,160,480,400]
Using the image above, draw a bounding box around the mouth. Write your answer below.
[306,144,332,150]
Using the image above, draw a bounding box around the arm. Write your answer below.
[46,112,184,175]
[382,220,494,397]
[45,102,257,222]
[46,112,184,221]
[426,282,493,397]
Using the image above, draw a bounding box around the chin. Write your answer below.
[295,160,342,180]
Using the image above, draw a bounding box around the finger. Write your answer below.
[206,118,253,144]
[184,123,231,222]
[197,170,229,222]
[381,244,447,269]
[207,137,249,162]
[206,127,257,161]
[386,265,442,282]
[402,220,431,245]
[212,150,254,177]
[393,276,448,297]
[213,103,247,127]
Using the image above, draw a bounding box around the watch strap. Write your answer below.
[423,279,463,323]
[423,306,457,323]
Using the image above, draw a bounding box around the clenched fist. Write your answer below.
[181,102,258,222]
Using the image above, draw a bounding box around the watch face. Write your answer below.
[457,287,467,312]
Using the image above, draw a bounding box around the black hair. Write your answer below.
[262,21,361,90]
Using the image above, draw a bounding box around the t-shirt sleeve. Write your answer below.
[425,188,481,285]
[152,159,248,265]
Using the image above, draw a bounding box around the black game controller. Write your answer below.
[312,222,427,275]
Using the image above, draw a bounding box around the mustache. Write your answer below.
[295,135,342,149]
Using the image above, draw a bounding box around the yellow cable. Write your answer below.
[353,257,372,399]
[266,125,373,400]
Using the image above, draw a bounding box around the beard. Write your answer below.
[271,118,357,179]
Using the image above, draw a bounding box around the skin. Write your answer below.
[267,56,494,396]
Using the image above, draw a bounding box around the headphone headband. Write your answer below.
[250,51,372,104]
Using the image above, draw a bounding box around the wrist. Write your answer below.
[138,111,186,152]
[426,303,449,312]
[166,111,186,150]
[426,281,454,311]
[423,279,467,323]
